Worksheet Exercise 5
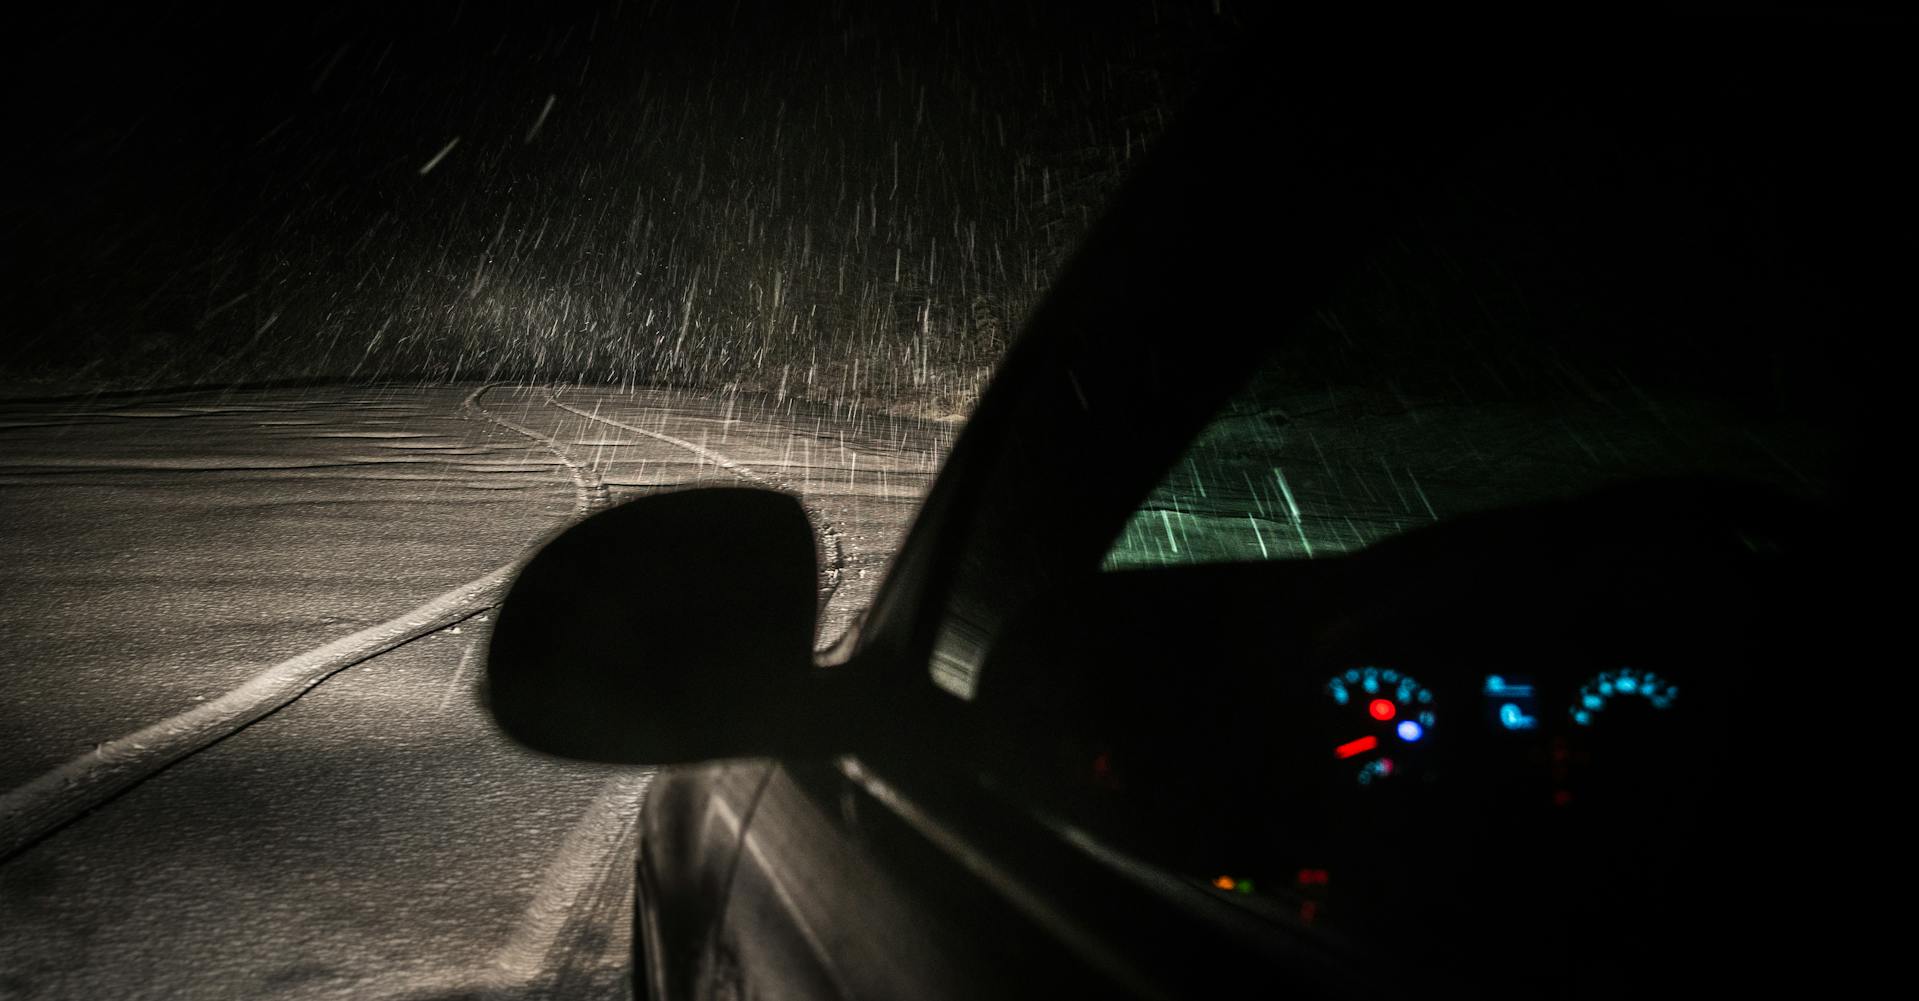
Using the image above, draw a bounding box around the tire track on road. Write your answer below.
[462,384,611,517]
[543,392,848,612]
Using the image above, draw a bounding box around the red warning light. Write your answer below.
[1335,736,1378,759]
[1369,699,1396,721]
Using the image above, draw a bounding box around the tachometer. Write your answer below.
[1325,666,1435,785]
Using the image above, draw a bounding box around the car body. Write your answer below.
[488,15,1891,1001]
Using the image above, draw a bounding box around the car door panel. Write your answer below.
[718,760,1126,1001]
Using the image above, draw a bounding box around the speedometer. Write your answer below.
[1325,666,1435,785]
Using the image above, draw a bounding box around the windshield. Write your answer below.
[1105,119,1840,570]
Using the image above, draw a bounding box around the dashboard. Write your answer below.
[1278,646,1735,991]
[970,478,1827,999]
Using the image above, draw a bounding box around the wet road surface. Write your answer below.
[0,384,954,1000]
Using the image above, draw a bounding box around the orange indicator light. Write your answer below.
[1335,735,1378,759]
[1369,698,1396,721]
[1213,875,1237,891]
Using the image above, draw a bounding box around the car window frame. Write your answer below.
[843,33,1495,707]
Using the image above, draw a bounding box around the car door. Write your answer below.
[711,759,1124,1001]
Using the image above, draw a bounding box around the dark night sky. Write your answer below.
[2,1,1248,386]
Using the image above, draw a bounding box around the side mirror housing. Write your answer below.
[485,487,830,763]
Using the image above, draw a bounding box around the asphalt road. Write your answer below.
[0,384,955,1001]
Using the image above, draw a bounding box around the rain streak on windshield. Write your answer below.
[1104,121,1835,570]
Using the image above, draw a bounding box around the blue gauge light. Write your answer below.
[1570,666,1677,725]
[1485,674,1539,731]
[1397,720,1424,742]
[1485,675,1534,697]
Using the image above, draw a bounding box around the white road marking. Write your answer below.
[0,571,511,860]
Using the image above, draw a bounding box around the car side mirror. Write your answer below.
[485,487,835,764]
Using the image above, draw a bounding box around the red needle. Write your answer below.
[1335,735,1378,759]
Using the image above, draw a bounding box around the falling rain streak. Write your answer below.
[418,137,461,176]
[525,95,557,144]
[11,2,1244,418]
